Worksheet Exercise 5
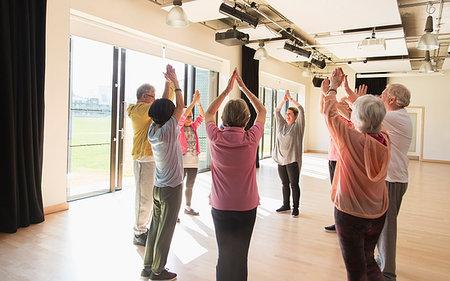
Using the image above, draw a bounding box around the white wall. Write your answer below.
[388,73,450,162]
[306,66,356,152]
[43,0,309,208]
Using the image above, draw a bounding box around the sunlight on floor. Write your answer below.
[172,227,208,264]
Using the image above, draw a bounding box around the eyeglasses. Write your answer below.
[144,93,155,99]
[186,116,193,119]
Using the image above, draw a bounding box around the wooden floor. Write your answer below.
[1,153,449,281]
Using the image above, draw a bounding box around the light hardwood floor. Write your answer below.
[1,153,449,281]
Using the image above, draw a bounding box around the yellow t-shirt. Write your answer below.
[127,102,153,160]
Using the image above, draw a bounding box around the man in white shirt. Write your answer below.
[377,84,413,281]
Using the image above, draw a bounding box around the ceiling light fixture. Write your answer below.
[166,0,188,27]
[311,57,326,69]
[419,51,434,73]
[417,16,439,50]
[357,28,386,51]
[302,63,312,77]
[254,41,268,60]
[219,2,259,28]
[283,42,311,58]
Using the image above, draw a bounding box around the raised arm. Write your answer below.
[235,70,266,126]
[277,93,288,111]
[285,90,301,108]
[205,69,236,124]
[320,78,330,114]
[164,64,184,120]
[197,96,205,117]
[184,90,200,116]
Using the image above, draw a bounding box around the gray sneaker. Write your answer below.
[133,232,148,246]
[150,269,177,280]
[324,224,336,233]
[184,208,199,216]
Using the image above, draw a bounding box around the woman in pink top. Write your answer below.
[205,68,266,281]
[322,68,390,281]
[178,90,204,216]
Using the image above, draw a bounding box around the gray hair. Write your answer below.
[351,95,386,134]
[387,84,411,108]
[136,84,155,100]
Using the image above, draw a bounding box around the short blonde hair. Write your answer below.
[351,95,386,134]
[222,99,250,128]
[387,84,411,108]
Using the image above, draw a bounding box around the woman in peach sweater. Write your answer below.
[321,68,390,281]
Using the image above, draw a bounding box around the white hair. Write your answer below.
[351,95,386,134]
[387,84,411,108]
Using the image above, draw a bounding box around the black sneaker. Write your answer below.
[324,224,336,233]
[184,208,199,216]
[150,269,177,280]
[141,268,152,278]
[292,208,299,217]
[133,232,148,246]
[276,205,290,212]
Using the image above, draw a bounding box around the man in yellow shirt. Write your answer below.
[127,78,172,246]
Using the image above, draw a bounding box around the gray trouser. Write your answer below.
[376,181,408,281]
[143,184,183,273]
[133,160,156,235]
[183,168,198,207]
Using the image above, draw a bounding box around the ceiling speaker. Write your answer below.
[312,76,324,88]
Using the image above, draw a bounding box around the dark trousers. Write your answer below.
[335,208,386,281]
[277,162,300,209]
[211,207,257,281]
[328,160,337,184]
[183,168,198,207]
[143,184,182,273]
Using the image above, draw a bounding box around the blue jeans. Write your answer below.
[211,207,257,281]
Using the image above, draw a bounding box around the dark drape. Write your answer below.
[355,75,387,96]
[241,46,260,168]
[0,0,47,233]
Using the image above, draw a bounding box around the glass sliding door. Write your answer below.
[67,36,115,200]
[193,67,218,171]
[121,50,186,188]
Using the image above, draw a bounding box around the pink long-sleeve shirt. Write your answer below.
[178,115,204,155]
[323,94,390,219]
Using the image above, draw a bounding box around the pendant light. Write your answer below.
[166,0,188,28]
[419,51,434,73]
[253,41,268,60]
[417,4,438,50]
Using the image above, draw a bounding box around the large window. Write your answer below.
[258,86,304,160]
[68,36,219,200]
[68,36,114,199]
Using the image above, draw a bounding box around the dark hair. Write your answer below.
[148,98,175,125]
[287,107,299,116]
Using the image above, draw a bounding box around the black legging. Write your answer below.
[277,161,300,209]
[211,207,257,281]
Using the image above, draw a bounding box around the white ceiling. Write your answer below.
[161,0,225,23]
[348,59,412,73]
[442,58,450,70]
[265,0,402,34]
[315,28,408,59]
[158,0,449,73]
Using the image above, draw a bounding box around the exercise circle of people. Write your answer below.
[128,64,412,281]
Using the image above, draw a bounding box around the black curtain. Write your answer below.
[355,75,387,96]
[241,46,260,168]
[0,0,47,233]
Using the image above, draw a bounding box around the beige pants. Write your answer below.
[133,159,156,235]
